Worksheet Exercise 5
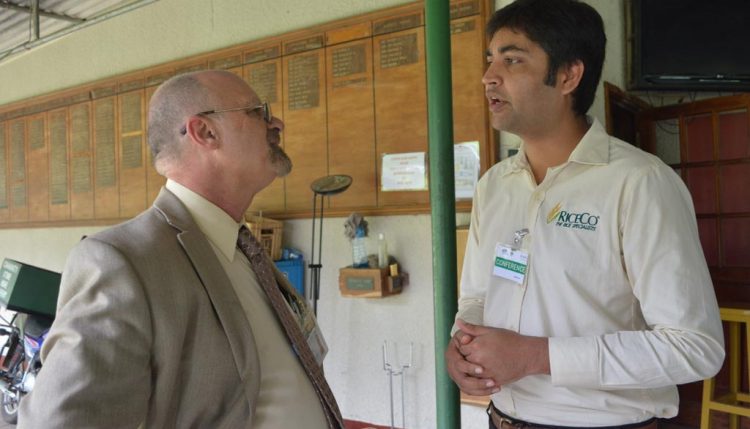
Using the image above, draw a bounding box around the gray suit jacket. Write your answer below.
[19,189,264,428]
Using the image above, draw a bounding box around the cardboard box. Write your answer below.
[338,266,407,298]
[0,259,61,318]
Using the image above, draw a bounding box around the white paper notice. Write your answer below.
[454,141,480,200]
[381,152,427,191]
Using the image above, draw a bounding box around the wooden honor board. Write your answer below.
[0,0,494,227]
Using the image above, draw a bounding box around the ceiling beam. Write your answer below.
[31,0,40,40]
[0,1,85,23]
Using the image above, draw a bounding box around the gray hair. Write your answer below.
[147,72,213,174]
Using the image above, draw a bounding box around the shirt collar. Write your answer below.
[568,117,610,166]
[165,179,243,262]
[502,116,609,177]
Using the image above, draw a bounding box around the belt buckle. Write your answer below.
[488,403,529,429]
[499,416,528,429]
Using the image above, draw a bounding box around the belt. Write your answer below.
[487,403,658,429]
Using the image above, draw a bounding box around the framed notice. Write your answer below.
[381,152,427,191]
[454,141,480,200]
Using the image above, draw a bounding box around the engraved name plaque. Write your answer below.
[49,112,68,205]
[332,44,366,78]
[288,54,320,110]
[248,63,278,103]
[95,100,116,188]
[380,33,418,69]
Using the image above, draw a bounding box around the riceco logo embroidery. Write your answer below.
[546,202,599,232]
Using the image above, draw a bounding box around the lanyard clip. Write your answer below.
[513,228,529,249]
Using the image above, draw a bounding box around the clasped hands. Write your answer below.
[445,319,550,396]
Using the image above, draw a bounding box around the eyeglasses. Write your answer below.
[197,101,272,123]
[180,101,272,135]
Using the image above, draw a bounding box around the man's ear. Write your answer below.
[184,116,218,148]
[559,60,585,96]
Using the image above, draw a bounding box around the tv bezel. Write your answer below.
[627,0,750,92]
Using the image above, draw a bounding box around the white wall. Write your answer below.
[0,226,107,272]
[0,0,628,427]
[285,214,438,427]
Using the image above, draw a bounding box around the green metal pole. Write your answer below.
[425,1,460,428]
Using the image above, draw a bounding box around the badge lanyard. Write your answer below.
[493,228,530,284]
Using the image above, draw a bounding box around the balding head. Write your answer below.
[147,70,241,174]
[146,69,289,220]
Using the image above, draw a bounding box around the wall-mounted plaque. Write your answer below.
[379,33,418,69]
[29,118,44,151]
[283,48,327,211]
[71,104,91,194]
[175,63,206,76]
[90,85,116,100]
[120,92,142,134]
[244,46,280,64]
[27,115,48,221]
[119,90,147,217]
[451,20,475,35]
[146,71,173,87]
[287,53,320,110]
[450,0,480,19]
[247,63,278,103]
[326,39,377,209]
[72,158,91,195]
[71,105,90,154]
[57,92,90,108]
[19,93,85,120]
[285,36,325,55]
[0,0,493,227]
[332,44,366,78]
[209,55,241,70]
[11,185,25,210]
[326,22,371,45]
[121,135,143,169]
[375,27,429,207]
[49,111,68,205]
[373,13,422,36]
[119,79,144,93]
[94,99,116,188]
[10,121,26,208]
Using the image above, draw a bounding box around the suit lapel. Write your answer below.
[152,188,260,400]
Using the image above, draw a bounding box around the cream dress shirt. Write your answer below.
[455,118,724,425]
[167,180,327,429]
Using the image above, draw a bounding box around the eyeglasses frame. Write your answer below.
[179,101,272,135]
[196,101,272,123]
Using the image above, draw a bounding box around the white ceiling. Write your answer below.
[0,0,157,62]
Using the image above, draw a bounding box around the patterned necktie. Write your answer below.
[237,226,344,429]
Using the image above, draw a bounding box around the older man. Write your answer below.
[19,70,343,429]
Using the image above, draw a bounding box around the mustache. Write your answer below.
[267,134,292,177]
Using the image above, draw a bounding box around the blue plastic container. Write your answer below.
[274,259,305,296]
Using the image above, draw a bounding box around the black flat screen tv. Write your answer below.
[629,0,750,92]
